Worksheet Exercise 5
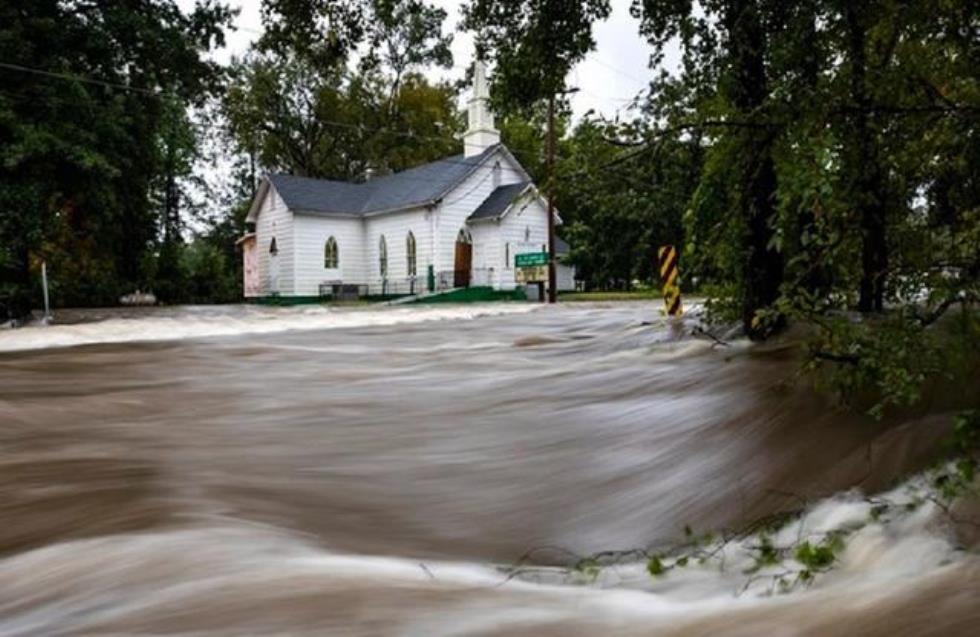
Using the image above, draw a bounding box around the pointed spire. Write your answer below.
[464,59,500,157]
[473,59,490,100]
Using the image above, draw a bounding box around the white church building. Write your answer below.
[239,62,574,299]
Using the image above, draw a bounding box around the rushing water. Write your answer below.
[0,302,976,635]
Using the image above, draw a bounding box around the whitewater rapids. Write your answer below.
[0,302,976,635]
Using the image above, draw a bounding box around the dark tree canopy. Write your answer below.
[224,0,460,181]
[0,0,233,316]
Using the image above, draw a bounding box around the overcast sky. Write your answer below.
[179,0,674,121]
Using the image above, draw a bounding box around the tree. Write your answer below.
[462,1,611,112]
[0,0,232,318]
[152,95,205,303]
[224,0,460,181]
[361,0,453,106]
[224,53,461,180]
[633,0,791,338]
[553,118,699,289]
[257,0,366,69]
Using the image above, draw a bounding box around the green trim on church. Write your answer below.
[410,287,526,304]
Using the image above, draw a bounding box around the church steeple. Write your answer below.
[463,60,500,157]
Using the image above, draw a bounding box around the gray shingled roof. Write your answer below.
[267,175,366,215]
[267,145,499,216]
[467,181,531,221]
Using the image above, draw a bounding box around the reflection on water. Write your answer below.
[0,302,976,635]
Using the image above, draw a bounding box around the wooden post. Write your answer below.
[41,261,51,322]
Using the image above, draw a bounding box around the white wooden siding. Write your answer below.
[364,207,432,290]
[254,187,295,295]
[469,222,496,287]
[556,263,577,291]
[292,215,366,295]
[433,149,526,275]
[494,195,552,290]
[284,207,435,293]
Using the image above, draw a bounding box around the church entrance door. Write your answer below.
[454,229,472,288]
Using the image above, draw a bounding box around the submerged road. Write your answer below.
[0,302,975,635]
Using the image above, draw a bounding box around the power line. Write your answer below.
[0,62,165,96]
[234,24,263,36]
[0,78,533,178]
[0,59,457,143]
[589,56,650,88]
[579,88,643,105]
[1,59,638,184]
[0,87,535,192]
[0,70,660,214]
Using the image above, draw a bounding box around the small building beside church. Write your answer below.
[239,62,574,299]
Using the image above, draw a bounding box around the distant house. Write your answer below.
[238,62,572,299]
[555,237,577,292]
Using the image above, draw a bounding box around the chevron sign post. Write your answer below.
[657,245,683,317]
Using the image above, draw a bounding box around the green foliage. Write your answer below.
[180,240,239,303]
[225,0,460,181]
[627,0,980,404]
[794,538,838,571]
[573,557,602,582]
[746,534,781,573]
[634,0,791,338]
[932,410,980,501]
[557,119,700,289]
[463,1,612,112]
[797,301,980,417]
[257,0,366,68]
[646,555,664,577]
[361,0,453,79]
[0,1,466,316]
[0,0,231,318]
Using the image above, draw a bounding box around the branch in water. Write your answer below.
[693,325,730,348]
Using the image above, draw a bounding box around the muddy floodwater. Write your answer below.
[0,302,977,635]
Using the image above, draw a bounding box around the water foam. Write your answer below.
[0,475,975,636]
[0,303,541,353]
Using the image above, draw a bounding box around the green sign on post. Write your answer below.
[515,252,549,268]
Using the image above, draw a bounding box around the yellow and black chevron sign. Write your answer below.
[657,245,683,317]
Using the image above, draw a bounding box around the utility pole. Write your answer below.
[545,87,577,304]
[546,94,557,303]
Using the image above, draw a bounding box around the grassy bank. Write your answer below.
[559,290,663,302]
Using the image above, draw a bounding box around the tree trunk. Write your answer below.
[793,10,830,296]
[726,0,784,339]
[6,244,34,321]
[742,150,783,336]
[846,4,887,313]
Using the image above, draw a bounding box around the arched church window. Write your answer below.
[324,236,338,268]
[379,235,388,278]
[406,231,417,276]
[269,237,278,255]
